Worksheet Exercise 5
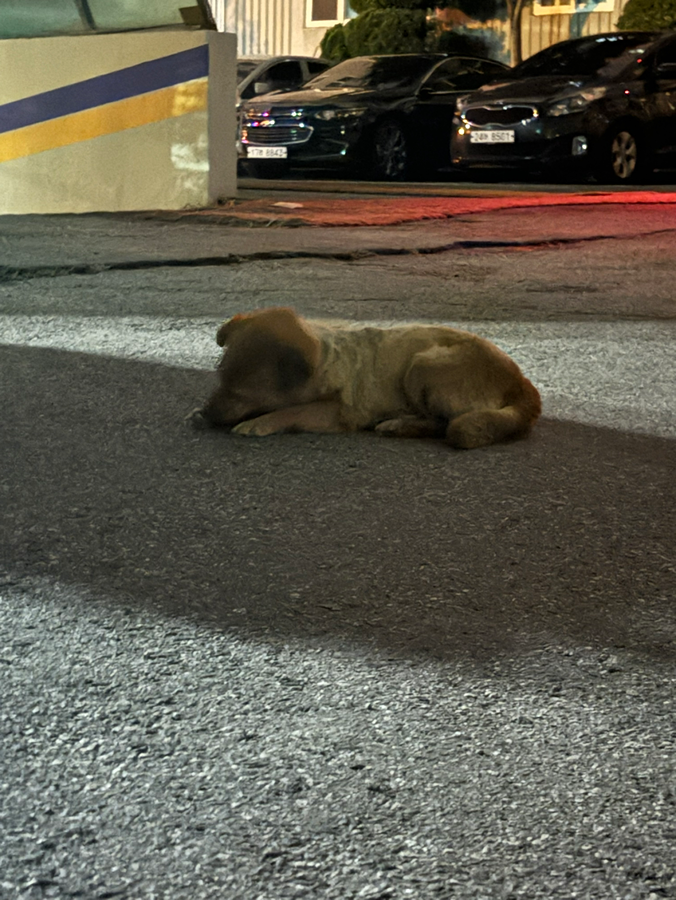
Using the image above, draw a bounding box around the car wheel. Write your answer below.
[596,125,648,184]
[371,120,408,181]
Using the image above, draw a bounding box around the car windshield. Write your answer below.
[303,56,437,92]
[513,34,656,79]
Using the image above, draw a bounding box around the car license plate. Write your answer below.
[470,130,515,144]
[246,146,288,159]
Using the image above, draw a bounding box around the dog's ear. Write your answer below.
[276,345,312,391]
[216,314,247,347]
[216,310,291,348]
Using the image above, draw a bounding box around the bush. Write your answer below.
[320,23,350,61]
[351,0,428,10]
[319,0,505,63]
[618,0,676,29]
[320,8,428,60]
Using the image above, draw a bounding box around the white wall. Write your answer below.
[0,30,236,214]
[208,0,328,57]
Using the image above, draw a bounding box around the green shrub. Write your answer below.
[618,0,676,29]
[320,8,428,60]
[319,0,505,63]
[351,0,427,10]
[320,23,350,61]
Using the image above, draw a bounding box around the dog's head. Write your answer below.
[197,308,321,427]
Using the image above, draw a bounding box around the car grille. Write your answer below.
[463,106,537,126]
[241,124,313,145]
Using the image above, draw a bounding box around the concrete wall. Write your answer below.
[0,30,236,214]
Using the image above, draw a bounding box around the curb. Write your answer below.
[147,190,676,228]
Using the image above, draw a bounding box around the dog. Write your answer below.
[190,307,541,449]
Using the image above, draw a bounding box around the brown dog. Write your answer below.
[191,307,541,449]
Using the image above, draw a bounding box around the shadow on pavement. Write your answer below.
[2,345,674,662]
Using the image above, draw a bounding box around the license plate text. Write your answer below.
[246,146,288,159]
[470,130,515,144]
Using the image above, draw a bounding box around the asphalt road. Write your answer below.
[1,196,675,900]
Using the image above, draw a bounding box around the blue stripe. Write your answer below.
[0,45,208,136]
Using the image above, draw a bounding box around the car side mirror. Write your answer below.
[254,81,272,95]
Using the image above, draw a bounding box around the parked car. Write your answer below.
[451,31,676,183]
[239,53,509,180]
[237,56,332,110]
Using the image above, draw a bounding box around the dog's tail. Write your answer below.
[446,377,542,450]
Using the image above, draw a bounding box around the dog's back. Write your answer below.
[310,320,541,446]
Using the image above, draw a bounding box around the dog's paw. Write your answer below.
[232,416,276,437]
[376,416,444,439]
[375,418,404,436]
[188,408,211,430]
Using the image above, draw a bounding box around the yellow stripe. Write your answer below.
[0,79,207,163]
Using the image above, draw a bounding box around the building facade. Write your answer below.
[207,0,354,56]
[207,0,630,63]
[521,0,628,59]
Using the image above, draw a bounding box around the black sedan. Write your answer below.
[451,31,676,183]
[239,53,509,180]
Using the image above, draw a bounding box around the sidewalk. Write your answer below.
[155,185,676,228]
[128,186,676,267]
[4,186,676,277]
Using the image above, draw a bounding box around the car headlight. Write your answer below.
[547,86,607,117]
[314,107,368,121]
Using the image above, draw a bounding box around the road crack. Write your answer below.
[1,228,674,282]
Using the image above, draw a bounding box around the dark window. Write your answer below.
[516,35,656,79]
[261,61,304,88]
[655,40,676,67]
[424,58,506,93]
[306,56,439,91]
[311,0,338,20]
[307,60,331,76]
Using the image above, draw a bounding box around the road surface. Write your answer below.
[1,194,674,900]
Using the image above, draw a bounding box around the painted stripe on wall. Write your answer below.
[0,45,208,135]
[0,79,208,163]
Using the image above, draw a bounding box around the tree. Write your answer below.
[618,0,676,29]
[320,0,511,64]
[321,0,429,62]
[433,0,510,60]
[506,0,525,64]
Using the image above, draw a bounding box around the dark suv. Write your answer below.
[451,31,676,183]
